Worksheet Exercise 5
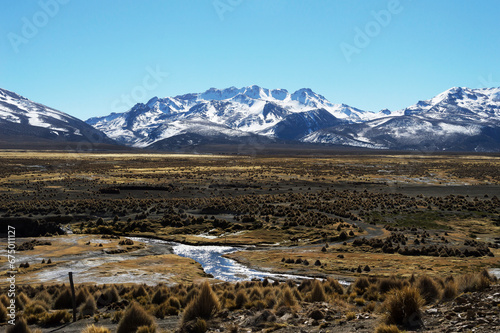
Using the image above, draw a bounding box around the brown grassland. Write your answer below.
[0,151,499,332]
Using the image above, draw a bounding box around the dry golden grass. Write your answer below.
[6,317,31,333]
[382,286,424,327]
[374,324,401,333]
[309,280,326,302]
[81,325,111,333]
[182,281,220,323]
[116,302,156,333]
[79,295,97,317]
[0,302,7,322]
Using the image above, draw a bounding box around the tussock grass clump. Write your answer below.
[168,296,181,309]
[81,325,111,333]
[182,318,208,333]
[116,302,156,333]
[23,301,49,321]
[0,302,9,322]
[76,287,90,306]
[327,277,344,295]
[16,292,31,310]
[40,310,72,326]
[458,272,491,292]
[378,277,404,294]
[354,297,365,306]
[6,317,31,333]
[374,323,401,333]
[133,285,149,299]
[441,280,458,302]
[416,275,440,304]
[364,285,380,301]
[352,277,370,294]
[33,291,52,307]
[309,280,326,302]
[154,301,179,318]
[151,288,168,305]
[136,325,156,333]
[1,294,10,307]
[249,287,263,301]
[80,295,97,317]
[183,288,199,307]
[112,310,124,323]
[382,286,424,328]
[54,288,73,309]
[234,290,249,309]
[182,282,220,323]
[103,286,120,304]
[276,286,297,308]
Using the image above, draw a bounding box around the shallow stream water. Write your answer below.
[130,237,333,283]
[1,236,338,285]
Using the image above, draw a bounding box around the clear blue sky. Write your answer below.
[1,0,499,120]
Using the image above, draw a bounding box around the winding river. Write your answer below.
[129,237,325,283]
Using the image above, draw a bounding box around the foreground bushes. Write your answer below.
[116,302,156,333]
[8,269,497,332]
[382,286,424,328]
[182,282,220,323]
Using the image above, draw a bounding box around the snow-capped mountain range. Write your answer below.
[86,85,500,151]
[0,88,114,146]
[86,85,379,148]
[305,87,500,151]
[0,85,499,152]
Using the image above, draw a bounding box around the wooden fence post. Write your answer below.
[69,272,77,322]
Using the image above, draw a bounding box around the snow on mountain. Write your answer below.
[402,87,500,124]
[84,85,500,151]
[302,87,500,152]
[0,88,114,145]
[87,85,378,147]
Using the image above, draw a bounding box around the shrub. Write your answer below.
[383,286,424,328]
[276,286,297,308]
[416,275,440,304]
[309,280,326,302]
[168,296,181,309]
[54,288,73,309]
[136,325,156,333]
[346,311,356,320]
[23,301,48,316]
[111,310,123,323]
[80,295,97,317]
[16,292,31,310]
[133,285,149,299]
[81,325,111,333]
[441,280,458,302]
[352,277,370,294]
[40,310,72,326]
[0,302,8,322]
[375,324,401,333]
[235,290,249,309]
[98,286,120,306]
[182,318,207,333]
[116,302,156,333]
[151,289,168,305]
[378,277,404,294]
[6,317,31,333]
[363,284,380,301]
[327,278,344,295]
[182,282,220,323]
[1,294,10,307]
[354,297,365,306]
[458,273,491,292]
[76,287,90,306]
[34,291,52,306]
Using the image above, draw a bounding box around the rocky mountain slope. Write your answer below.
[0,88,116,149]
